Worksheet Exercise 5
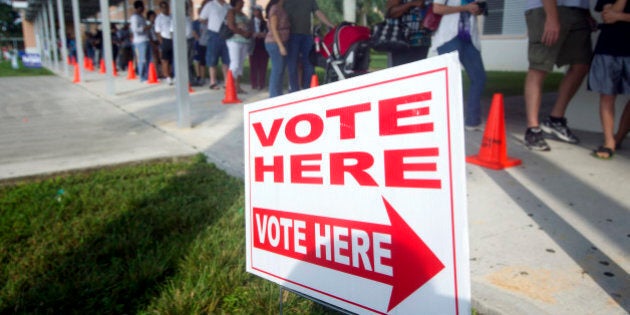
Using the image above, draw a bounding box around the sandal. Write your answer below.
[209,83,220,90]
[591,146,614,160]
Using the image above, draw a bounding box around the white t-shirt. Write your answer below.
[154,13,172,39]
[199,1,231,33]
[525,0,591,11]
[170,16,194,39]
[130,13,149,44]
[431,0,481,51]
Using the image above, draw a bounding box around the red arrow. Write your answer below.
[252,196,444,312]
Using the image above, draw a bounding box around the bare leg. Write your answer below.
[598,94,616,155]
[209,66,217,86]
[614,99,630,148]
[550,64,590,118]
[221,64,229,84]
[524,68,548,128]
[161,60,170,81]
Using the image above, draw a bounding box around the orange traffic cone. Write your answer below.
[188,83,194,93]
[466,93,522,170]
[87,58,95,72]
[310,74,319,88]
[112,61,118,77]
[99,59,106,74]
[72,64,80,83]
[222,70,242,104]
[126,61,137,80]
[147,62,159,84]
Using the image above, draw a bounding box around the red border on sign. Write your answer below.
[246,67,460,314]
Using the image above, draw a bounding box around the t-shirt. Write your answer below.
[431,0,481,50]
[154,13,172,39]
[130,13,149,44]
[265,4,290,43]
[284,0,319,34]
[199,1,232,33]
[594,0,630,56]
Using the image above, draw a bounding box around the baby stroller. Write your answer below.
[311,21,371,84]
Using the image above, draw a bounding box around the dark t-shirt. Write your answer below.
[594,0,630,56]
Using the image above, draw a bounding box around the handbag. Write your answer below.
[422,3,444,32]
[370,18,409,52]
[219,21,234,40]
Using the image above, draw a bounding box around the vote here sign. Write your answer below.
[244,53,470,314]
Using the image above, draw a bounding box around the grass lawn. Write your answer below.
[367,52,564,98]
[0,155,339,314]
[0,59,53,77]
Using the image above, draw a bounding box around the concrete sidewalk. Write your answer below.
[0,69,627,315]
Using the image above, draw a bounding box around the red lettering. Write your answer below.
[379,92,433,136]
[290,154,323,184]
[253,119,283,147]
[384,148,441,189]
[255,156,284,183]
[329,152,378,186]
[285,114,324,144]
[326,103,371,140]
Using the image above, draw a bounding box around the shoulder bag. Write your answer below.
[370,17,409,52]
[422,1,446,32]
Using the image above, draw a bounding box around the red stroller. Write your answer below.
[312,22,371,83]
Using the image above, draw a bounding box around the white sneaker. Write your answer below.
[465,123,484,132]
[166,77,173,85]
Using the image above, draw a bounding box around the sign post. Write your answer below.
[244,53,470,314]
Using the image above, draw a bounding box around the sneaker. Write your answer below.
[465,123,484,132]
[540,117,580,144]
[524,128,550,151]
[166,77,173,85]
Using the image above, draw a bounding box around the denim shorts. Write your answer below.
[205,31,230,67]
[588,54,630,95]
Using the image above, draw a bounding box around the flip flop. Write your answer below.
[209,83,220,90]
[591,146,614,160]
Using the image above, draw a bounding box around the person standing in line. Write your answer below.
[432,0,487,131]
[130,1,151,82]
[588,0,630,159]
[226,0,252,94]
[155,1,174,85]
[283,0,334,92]
[265,0,290,97]
[147,10,163,78]
[117,23,132,71]
[522,0,595,151]
[199,0,232,90]
[386,0,432,67]
[249,5,269,91]
[192,3,210,85]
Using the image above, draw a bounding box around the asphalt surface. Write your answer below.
[0,65,628,315]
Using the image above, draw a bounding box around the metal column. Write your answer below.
[71,0,84,83]
[172,0,191,128]
[57,0,69,77]
[99,0,115,95]
[47,0,60,70]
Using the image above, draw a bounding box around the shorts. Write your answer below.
[205,31,230,67]
[195,44,207,66]
[160,38,173,64]
[588,54,630,95]
[526,6,592,72]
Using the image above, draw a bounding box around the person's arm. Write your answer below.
[433,1,480,15]
[269,11,287,56]
[386,0,425,18]
[315,10,335,29]
[603,0,630,22]
[539,0,560,46]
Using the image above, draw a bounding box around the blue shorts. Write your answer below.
[588,54,630,96]
[206,31,230,67]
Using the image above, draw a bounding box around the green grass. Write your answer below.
[366,51,563,98]
[0,155,339,314]
[0,59,53,77]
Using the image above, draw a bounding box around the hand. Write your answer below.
[466,2,480,15]
[279,46,287,56]
[602,5,623,24]
[542,14,560,46]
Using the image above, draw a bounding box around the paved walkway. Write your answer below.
[0,67,628,315]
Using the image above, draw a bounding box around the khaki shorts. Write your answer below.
[526,6,593,72]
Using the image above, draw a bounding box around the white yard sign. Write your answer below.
[244,53,470,314]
